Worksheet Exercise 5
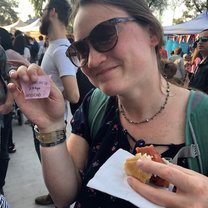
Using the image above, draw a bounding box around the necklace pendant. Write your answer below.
[145,118,149,122]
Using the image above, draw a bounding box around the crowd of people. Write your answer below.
[1,0,208,207]
[160,33,208,91]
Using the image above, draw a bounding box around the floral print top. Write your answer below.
[71,89,186,208]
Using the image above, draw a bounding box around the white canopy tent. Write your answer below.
[163,11,208,35]
[16,18,41,33]
[16,19,40,32]
[2,19,27,32]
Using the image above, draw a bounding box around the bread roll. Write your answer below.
[124,153,152,183]
[124,145,169,187]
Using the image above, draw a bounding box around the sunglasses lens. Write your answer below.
[196,37,208,43]
[90,22,118,52]
[66,41,89,67]
[201,37,208,42]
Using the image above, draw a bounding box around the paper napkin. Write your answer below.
[87,149,164,208]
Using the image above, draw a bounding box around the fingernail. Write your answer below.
[9,71,14,77]
[127,177,133,185]
[22,75,29,81]
[136,159,143,167]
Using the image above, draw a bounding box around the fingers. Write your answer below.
[168,163,198,176]
[9,64,46,83]
[127,176,184,208]
[135,159,194,190]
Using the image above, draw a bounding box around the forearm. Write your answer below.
[61,76,80,103]
[63,90,80,104]
[40,142,80,207]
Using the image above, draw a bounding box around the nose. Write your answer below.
[87,45,107,68]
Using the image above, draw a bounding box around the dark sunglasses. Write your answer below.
[196,36,208,43]
[66,16,136,67]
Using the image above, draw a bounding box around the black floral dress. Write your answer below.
[71,90,186,208]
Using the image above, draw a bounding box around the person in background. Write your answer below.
[182,53,192,86]
[38,35,45,48]
[69,68,94,115]
[0,27,30,196]
[0,28,17,155]
[160,60,177,81]
[31,0,80,205]
[14,30,23,38]
[189,29,208,94]
[27,36,40,63]
[159,40,168,59]
[0,43,13,196]
[191,45,202,76]
[169,47,185,84]
[13,34,31,62]
[8,0,208,208]
[38,37,49,66]
[0,194,9,208]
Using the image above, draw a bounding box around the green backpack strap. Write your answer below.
[88,88,109,141]
[162,91,205,174]
[185,90,206,174]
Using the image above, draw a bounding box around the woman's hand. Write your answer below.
[127,159,208,208]
[8,64,65,132]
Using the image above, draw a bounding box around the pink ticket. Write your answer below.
[20,75,51,99]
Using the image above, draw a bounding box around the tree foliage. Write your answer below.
[0,0,18,26]
[184,0,208,13]
[172,0,208,24]
[146,0,168,13]
[29,0,46,16]
[29,0,169,16]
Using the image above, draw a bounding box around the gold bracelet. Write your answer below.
[34,125,66,147]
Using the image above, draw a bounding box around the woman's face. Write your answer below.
[73,4,159,96]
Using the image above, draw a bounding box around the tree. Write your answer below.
[184,0,208,13]
[146,0,168,12]
[0,0,18,26]
[172,0,208,23]
[29,0,46,16]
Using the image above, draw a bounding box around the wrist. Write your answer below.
[34,125,66,147]
[37,121,66,133]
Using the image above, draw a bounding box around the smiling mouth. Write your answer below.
[95,66,117,77]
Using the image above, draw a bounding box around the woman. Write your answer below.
[8,0,208,207]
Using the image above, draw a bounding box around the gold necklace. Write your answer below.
[119,81,170,125]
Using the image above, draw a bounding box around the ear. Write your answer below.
[49,8,57,17]
[148,27,159,47]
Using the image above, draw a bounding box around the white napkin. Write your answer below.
[87,148,164,208]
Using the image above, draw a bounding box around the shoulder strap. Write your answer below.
[172,91,205,174]
[88,88,109,141]
[185,91,205,174]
